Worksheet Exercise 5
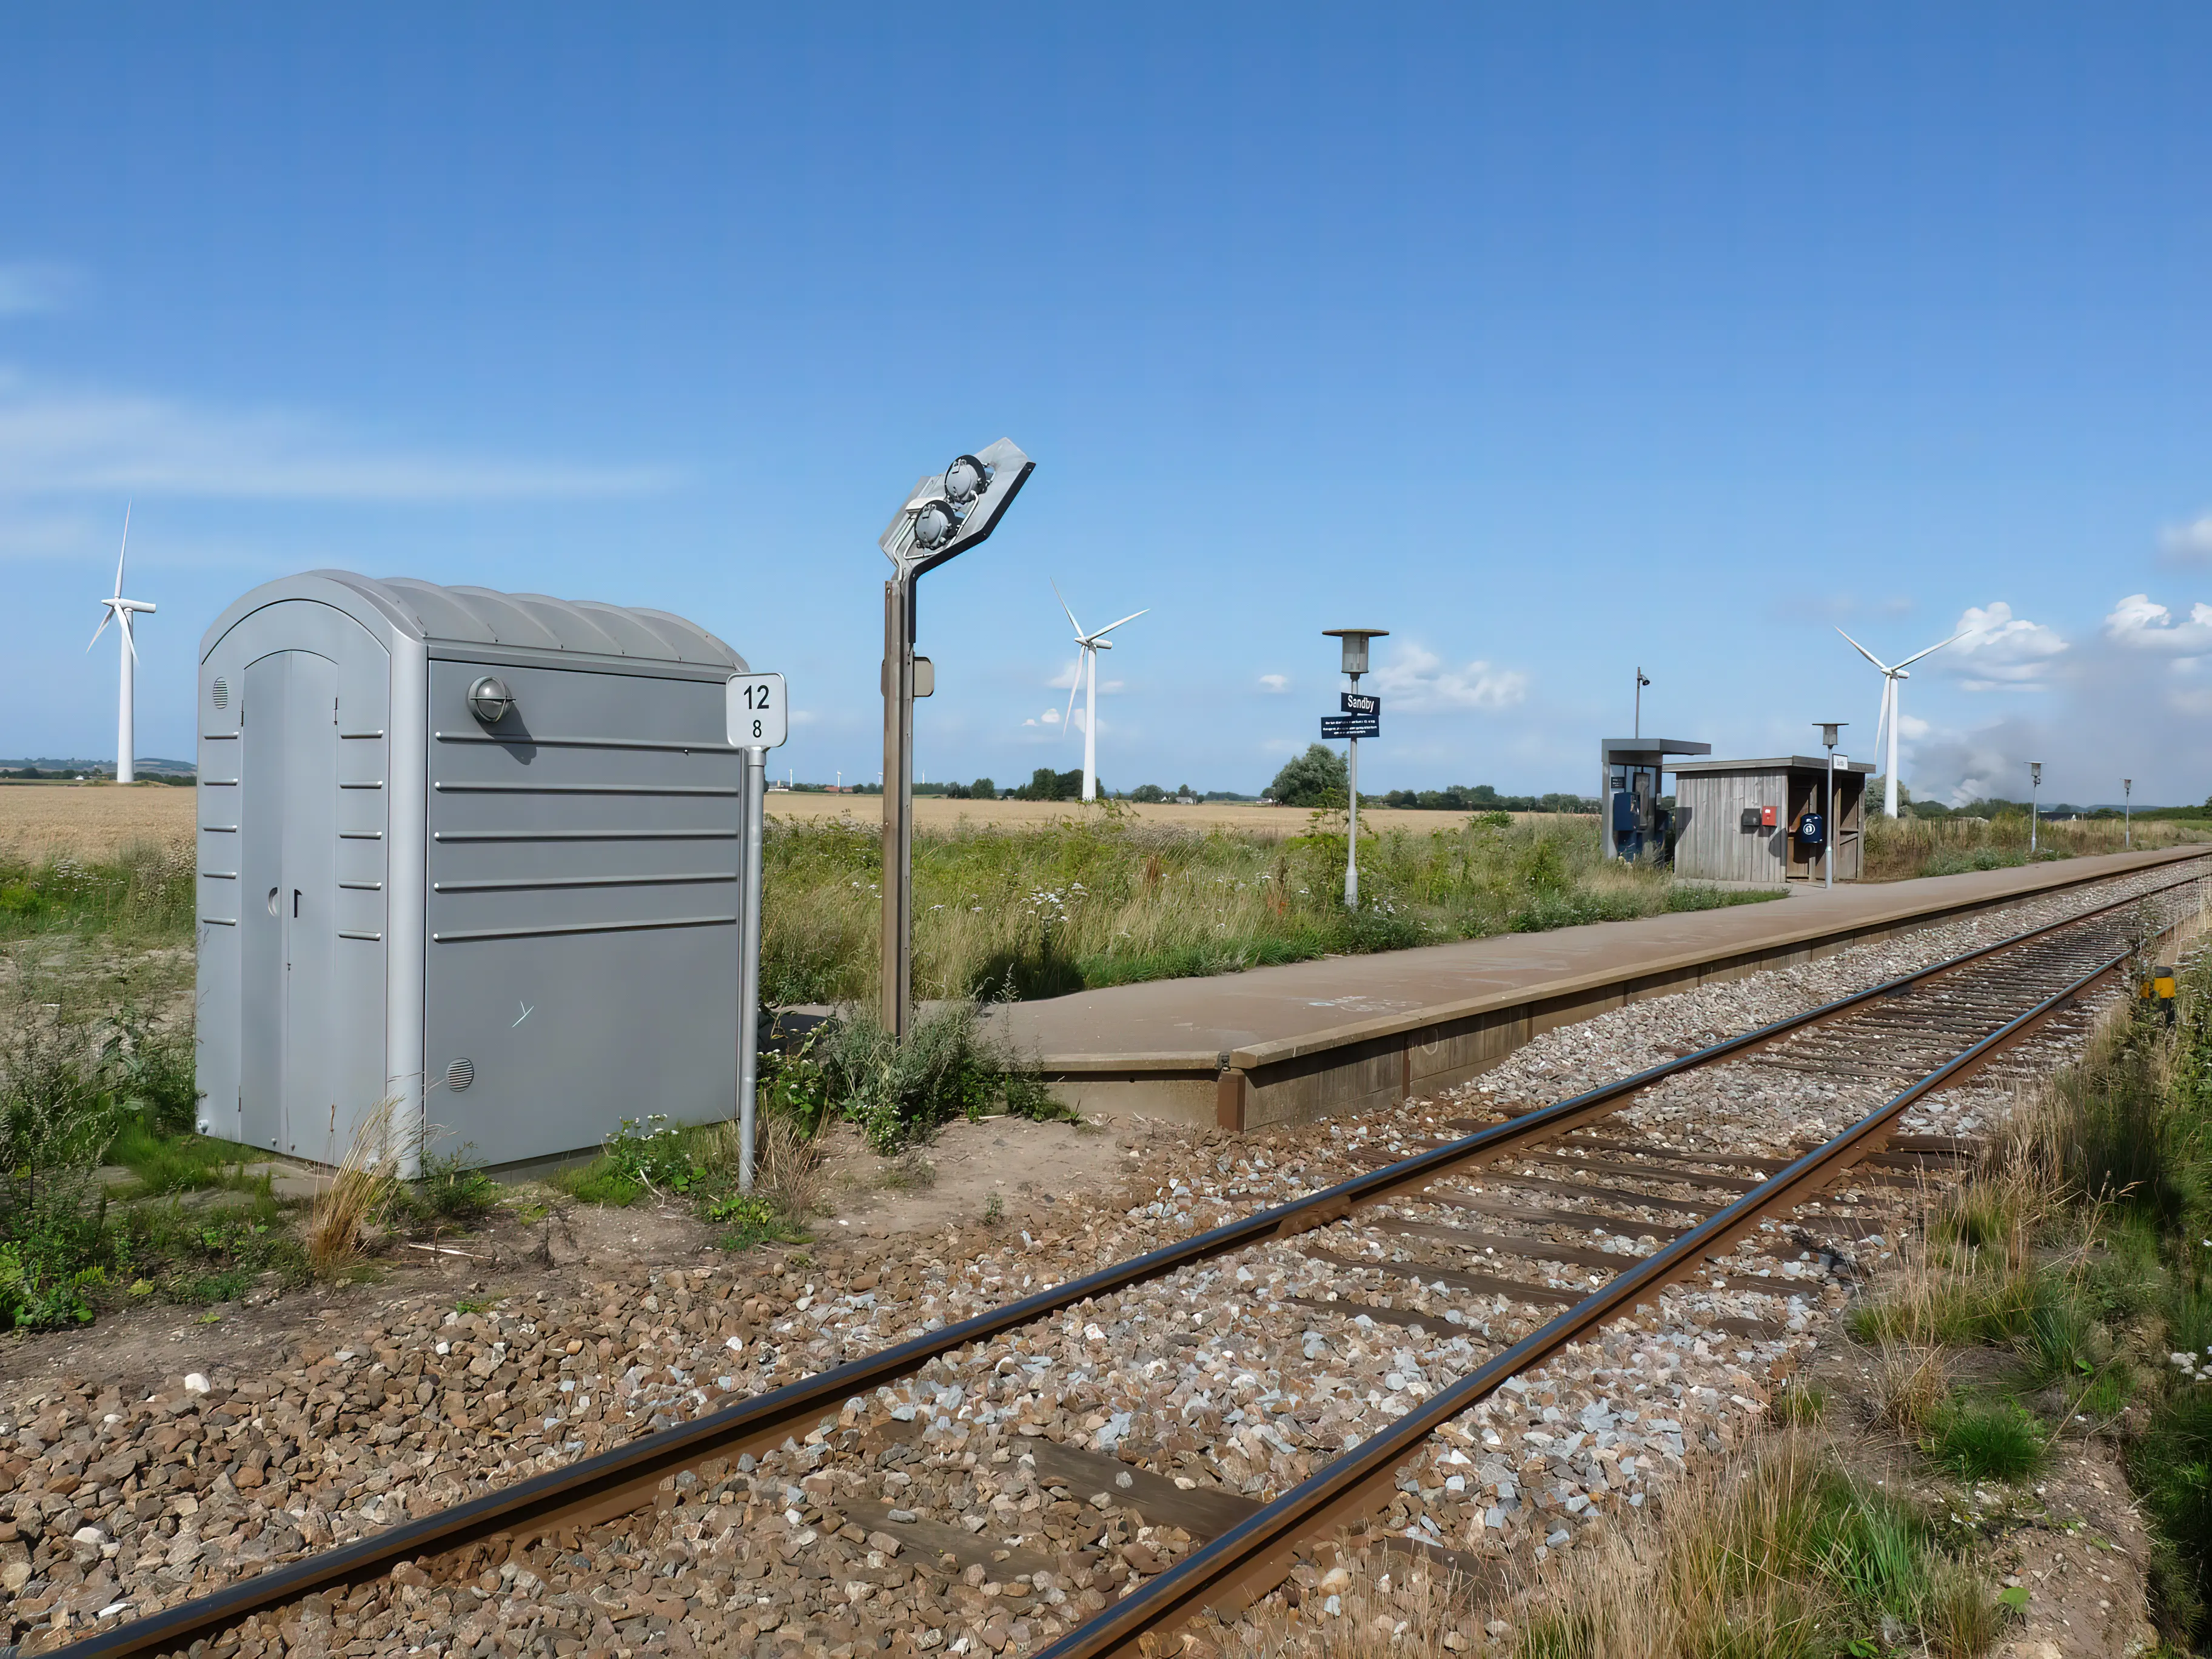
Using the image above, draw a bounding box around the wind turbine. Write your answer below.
[1835,626,1962,819]
[1053,581,1147,802]
[87,504,156,784]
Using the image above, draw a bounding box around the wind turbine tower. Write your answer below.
[1835,626,1962,819]
[1053,582,1147,802]
[87,505,156,784]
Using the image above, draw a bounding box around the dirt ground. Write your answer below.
[0,779,1541,863]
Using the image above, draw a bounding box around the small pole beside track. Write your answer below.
[728,673,788,1191]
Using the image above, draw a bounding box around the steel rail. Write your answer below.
[54,862,2206,1659]
[1030,899,2195,1658]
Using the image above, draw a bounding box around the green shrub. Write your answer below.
[812,1002,1068,1152]
[706,1192,804,1250]
[0,1239,104,1329]
[399,1142,501,1228]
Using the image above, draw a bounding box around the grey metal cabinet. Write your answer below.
[196,572,748,1173]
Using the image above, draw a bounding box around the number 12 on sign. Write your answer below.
[726,673,789,749]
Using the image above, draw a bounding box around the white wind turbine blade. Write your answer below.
[118,609,139,662]
[1872,675,1891,765]
[113,500,132,598]
[1834,626,1894,674]
[1062,649,1083,737]
[1087,608,1148,642]
[1050,580,1084,640]
[87,603,113,651]
[1891,630,1965,672]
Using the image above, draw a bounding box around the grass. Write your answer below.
[1832,930,2212,1647]
[304,1096,401,1278]
[1863,811,2205,882]
[1925,1397,2048,1481]
[761,808,1781,1004]
[1503,1433,2006,1658]
[0,840,196,944]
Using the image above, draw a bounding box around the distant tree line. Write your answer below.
[1378,785,1601,814]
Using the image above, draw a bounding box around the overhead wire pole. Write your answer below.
[877,440,1035,1039]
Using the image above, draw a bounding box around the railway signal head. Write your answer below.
[880,438,1036,580]
[2031,762,2042,788]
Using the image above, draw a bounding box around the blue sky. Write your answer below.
[5,6,2211,803]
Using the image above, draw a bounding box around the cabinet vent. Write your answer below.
[212,677,229,709]
[446,1057,475,1092]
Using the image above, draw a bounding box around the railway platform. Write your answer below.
[995,844,2207,1129]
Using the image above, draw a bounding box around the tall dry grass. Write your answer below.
[304,1096,400,1277]
[1863,811,2205,881]
[1227,1432,2003,1657]
[762,810,1778,1004]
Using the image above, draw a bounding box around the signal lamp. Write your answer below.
[943,454,990,503]
[911,499,962,550]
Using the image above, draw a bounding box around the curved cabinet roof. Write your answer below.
[202,570,740,669]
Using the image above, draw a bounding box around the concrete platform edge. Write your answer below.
[1033,844,2209,1130]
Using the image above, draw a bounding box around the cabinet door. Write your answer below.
[238,651,338,1153]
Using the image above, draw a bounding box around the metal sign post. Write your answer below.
[728,672,788,1193]
[876,440,1034,1039]
[1323,629,1387,908]
[2029,762,2042,855]
[2125,777,2133,850]
[1815,722,1846,890]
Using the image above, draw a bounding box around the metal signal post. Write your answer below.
[877,440,1035,1038]
[1324,629,1387,908]
[728,673,788,1193]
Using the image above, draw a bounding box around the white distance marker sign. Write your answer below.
[726,673,788,749]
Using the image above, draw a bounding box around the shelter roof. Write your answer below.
[1672,755,1877,776]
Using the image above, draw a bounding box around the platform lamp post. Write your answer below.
[2029,762,2042,856]
[877,440,1036,1039]
[1324,628,1387,907]
[2125,778,2133,850]
[1815,722,1847,890]
[1634,667,1650,739]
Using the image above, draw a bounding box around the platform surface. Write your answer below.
[990,846,2205,1068]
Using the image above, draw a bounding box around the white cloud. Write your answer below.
[1372,643,1529,712]
[1257,673,1289,694]
[1948,602,2066,691]
[0,368,672,501]
[1896,712,1930,740]
[1047,661,1080,691]
[2103,592,2212,655]
[0,263,77,317]
[1100,679,1124,694]
[2159,514,2212,564]
[1041,708,1061,725]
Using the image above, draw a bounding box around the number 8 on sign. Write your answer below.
[725,672,788,749]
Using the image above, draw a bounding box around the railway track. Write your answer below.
[42,859,2211,1659]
